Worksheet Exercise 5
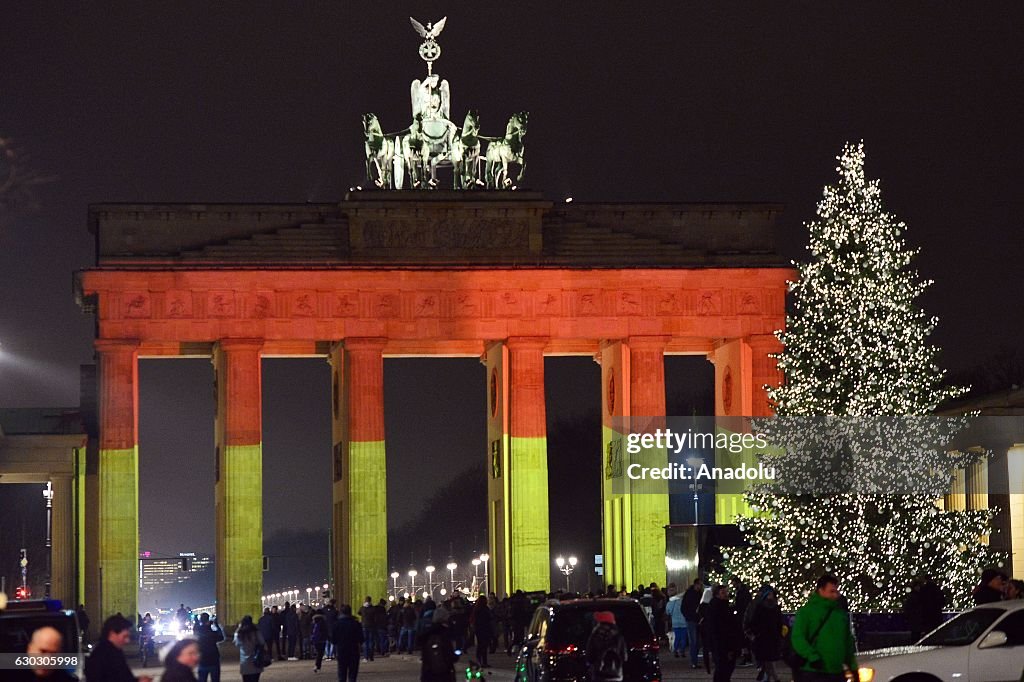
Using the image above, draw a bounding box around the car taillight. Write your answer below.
[543,644,579,655]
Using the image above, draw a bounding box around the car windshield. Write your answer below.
[919,608,1003,646]
[547,603,653,649]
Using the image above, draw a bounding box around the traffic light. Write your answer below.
[180,557,191,572]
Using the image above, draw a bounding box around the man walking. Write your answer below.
[331,604,364,682]
[790,574,857,682]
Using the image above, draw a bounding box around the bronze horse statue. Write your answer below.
[485,112,527,189]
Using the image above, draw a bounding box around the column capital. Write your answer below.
[505,336,549,350]
[215,338,264,353]
[627,335,669,350]
[745,333,783,349]
[342,337,388,352]
[94,339,140,354]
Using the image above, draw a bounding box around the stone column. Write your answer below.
[626,337,669,587]
[330,339,388,606]
[95,339,139,621]
[50,475,75,607]
[599,337,669,591]
[214,339,263,627]
[1008,444,1024,578]
[486,338,550,594]
[747,334,783,418]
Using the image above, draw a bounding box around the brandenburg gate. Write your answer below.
[76,194,788,624]
[73,18,789,625]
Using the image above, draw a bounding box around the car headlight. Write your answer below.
[858,667,875,682]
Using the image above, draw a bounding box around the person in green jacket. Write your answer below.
[790,574,857,682]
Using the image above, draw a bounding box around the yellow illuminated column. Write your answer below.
[95,339,140,621]
[600,337,669,590]
[486,338,550,594]
[214,339,264,627]
[330,339,388,606]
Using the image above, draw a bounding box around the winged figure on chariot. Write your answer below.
[361,17,527,190]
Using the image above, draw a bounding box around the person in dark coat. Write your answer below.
[270,605,285,660]
[973,568,1007,605]
[706,585,743,682]
[681,578,704,669]
[585,611,627,682]
[470,596,494,667]
[311,613,329,672]
[161,638,200,682]
[509,590,531,648]
[904,576,947,641]
[284,602,300,660]
[323,599,339,659]
[233,615,266,682]
[730,577,754,664]
[744,585,783,682]
[84,614,153,682]
[331,604,364,681]
[76,604,91,645]
[194,613,225,682]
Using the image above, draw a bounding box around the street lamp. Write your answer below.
[391,571,400,598]
[425,564,435,597]
[686,456,703,524]
[471,558,481,596]
[446,560,457,591]
[42,481,53,599]
[408,568,418,598]
[555,556,578,592]
[479,553,489,594]
[306,586,312,604]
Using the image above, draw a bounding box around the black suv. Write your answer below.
[514,598,661,681]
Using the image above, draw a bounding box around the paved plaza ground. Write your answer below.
[132,650,763,681]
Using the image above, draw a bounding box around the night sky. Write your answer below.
[1,2,1022,598]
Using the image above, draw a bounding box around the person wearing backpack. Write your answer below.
[419,619,458,682]
[584,611,627,682]
[789,574,857,682]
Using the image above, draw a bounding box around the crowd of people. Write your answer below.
[72,565,1024,682]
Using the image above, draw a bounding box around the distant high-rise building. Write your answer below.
[139,551,212,592]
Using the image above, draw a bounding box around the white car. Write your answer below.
[858,600,1024,682]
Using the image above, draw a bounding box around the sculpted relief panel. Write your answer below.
[357,217,530,251]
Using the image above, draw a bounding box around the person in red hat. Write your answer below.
[585,611,627,681]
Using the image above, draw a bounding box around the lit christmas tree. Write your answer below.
[722,142,1003,612]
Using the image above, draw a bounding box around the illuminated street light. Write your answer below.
[555,555,578,592]
[425,564,435,597]
[479,553,489,594]
[446,560,457,591]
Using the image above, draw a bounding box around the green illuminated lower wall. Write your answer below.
[347,439,388,602]
[220,443,263,626]
[510,435,549,592]
[99,446,138,620]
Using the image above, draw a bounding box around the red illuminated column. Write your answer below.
[95,339,139,621]
[330,338,388,606]
[214,339,263,627]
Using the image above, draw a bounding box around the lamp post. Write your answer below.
[555,556,578,592]
[408,568,418,598]
[479,553,489,594]
[425,564,435,598]
[686,456,702,524]
[306,586,312,604]
[323,583,329,602]
[391,571,400,599]
[471,558,481,596]
[446,560,457,592]
[42,481,53,599]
